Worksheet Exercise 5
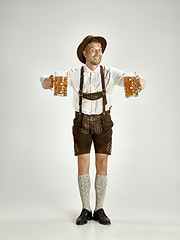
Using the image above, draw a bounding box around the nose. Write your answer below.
[94,50,100,56]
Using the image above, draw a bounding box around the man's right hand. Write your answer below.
[42,75,54,89]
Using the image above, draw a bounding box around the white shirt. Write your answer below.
[41,64,126,114]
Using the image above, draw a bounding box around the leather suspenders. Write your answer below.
[79,65,107,114]
[100,65,107,113]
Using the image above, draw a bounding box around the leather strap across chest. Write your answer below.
[79,65,107,114]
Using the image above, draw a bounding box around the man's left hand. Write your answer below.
[136,75,146,90]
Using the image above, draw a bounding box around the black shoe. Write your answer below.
[76,209,93,225]
[93,208,111,225]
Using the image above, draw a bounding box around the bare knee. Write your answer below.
[78,153,90,175]
[95,154,108,175]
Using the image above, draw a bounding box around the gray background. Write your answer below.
[0,0,180,239]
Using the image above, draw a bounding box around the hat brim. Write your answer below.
[77,36,107,64]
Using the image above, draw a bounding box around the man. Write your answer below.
[41,35,146,225]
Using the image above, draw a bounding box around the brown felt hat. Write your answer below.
[77,35,107,63]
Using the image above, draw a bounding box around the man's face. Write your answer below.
[83,42,102,66]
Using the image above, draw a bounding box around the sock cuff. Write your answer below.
[95,174,108,181]
[78,173,90,180]
[96,174,107,177]
[78,173,90,176]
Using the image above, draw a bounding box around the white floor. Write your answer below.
[0,204,179,240]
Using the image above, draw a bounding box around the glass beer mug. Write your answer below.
[53,71,68,96]
[124,72,141,98]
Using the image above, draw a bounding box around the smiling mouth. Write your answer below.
[94,57,101,60]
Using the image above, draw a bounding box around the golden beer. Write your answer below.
[124,74,140,98]
[54,72,67,96]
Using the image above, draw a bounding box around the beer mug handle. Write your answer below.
[49,75,55,88]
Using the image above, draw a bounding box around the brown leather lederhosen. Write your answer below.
[72,65,114,155]
[73,65,114,134]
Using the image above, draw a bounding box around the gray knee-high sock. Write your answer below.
[95,174,108,211]
[78,174,91,211]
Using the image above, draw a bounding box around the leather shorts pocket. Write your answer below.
[73,114,82,128]
[102,114,114,131]
[73,116,89,135]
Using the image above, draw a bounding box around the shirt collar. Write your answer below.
[83,64,100,73]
